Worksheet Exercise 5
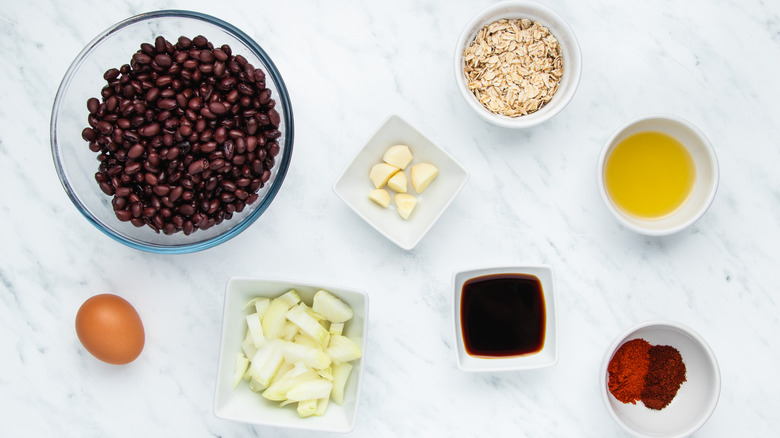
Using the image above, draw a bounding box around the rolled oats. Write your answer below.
[463,18,563,117]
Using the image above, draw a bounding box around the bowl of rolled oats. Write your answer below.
[455,1,581,128]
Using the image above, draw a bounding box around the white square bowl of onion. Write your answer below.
[214,277,368,432]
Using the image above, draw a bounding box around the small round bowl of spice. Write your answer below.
[51,10,293,253]
[454,1,582,129]
[601,320,720,438]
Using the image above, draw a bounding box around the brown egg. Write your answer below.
[75,294,145,365]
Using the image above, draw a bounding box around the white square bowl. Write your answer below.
[214,277,369,433]
[453,265,558,371]
[333,115,468,250]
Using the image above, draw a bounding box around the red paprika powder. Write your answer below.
[608,338,651,403]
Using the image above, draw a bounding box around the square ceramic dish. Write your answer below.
[333,115,468,250]
[453,265,558,371]
[214,277,369,432]
[600,320,720,437]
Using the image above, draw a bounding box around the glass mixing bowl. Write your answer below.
[51,10,293,253]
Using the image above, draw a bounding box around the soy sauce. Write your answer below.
[460,273,546,358]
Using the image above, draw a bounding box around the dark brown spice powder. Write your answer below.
[641,345,687,410]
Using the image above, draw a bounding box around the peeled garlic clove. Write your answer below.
[369,163,399,189]
[368,188,391,207]
[395,193,417,219]
[382,144,413,170]
[411,163,438,193]
[386,171,408,193]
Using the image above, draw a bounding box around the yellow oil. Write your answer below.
[605,131,696,220]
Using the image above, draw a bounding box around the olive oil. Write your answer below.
[605,131,696,220]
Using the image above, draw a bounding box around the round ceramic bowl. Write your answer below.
[601,320,720,438]
[454,1,582,129]
[51,10,293,253]
[597,115,718,236]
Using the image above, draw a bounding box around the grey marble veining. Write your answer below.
[1,0,779,436]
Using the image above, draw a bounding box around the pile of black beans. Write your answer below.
[81,35,282,235]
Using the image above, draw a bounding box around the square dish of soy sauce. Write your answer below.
[453,265,558,372]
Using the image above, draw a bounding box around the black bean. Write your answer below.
[82,127,97,141]
[268,108,280,126]
[187,159,208,175]
[220,76,237,89]
[133,53,152,64]
[200,107,216,119]
[87,97,100,114]
[177,36,192,48]
[116,209,132,221]
[140,43,155,56]
[237,83,253,95]
[99,182,114,195]
[156,75,173,87]
[208,101,228,115]
[199,50,214,63]
[115,186,131,197]
[82,35,280,235]
[263,129,281,140]
[236,189,251,200]
[104,68,121,82]
[155,53,171,69]
[139,123,161,137]
[95,121,112,135]
[192,35,208,48]
[201,142,217,154]
[157,98,177,110]
[253,68,265,83]
[209,159,226,170]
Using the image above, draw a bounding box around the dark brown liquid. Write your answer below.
[461,273,546,358]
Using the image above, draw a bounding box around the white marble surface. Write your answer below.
[1,0,779,436]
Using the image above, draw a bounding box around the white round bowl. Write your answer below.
[601,320,720,438]
[597,115,719,236]
[454,1,582,129]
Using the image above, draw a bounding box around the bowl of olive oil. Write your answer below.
[598,115,719,236]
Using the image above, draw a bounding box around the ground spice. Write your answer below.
[641,345,687,410]
[607,338,651,404]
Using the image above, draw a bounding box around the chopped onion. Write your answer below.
[325,335,362,364]
[285,378,333,402]
[235,289,361,418]
[262,297,295,340]
[262,362,318,401]
[282,340,331,370]
[245,312,266,348]
[241,330,257,361]
[286,304,329,346]
[313,290,354,323]
[315,397,329,416]
[247,339,285,391]
[330,362,353,405]
[297,399,318,417]
[233,353,249,388]
[329,322,344,336]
